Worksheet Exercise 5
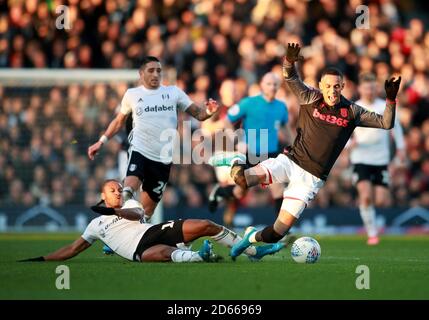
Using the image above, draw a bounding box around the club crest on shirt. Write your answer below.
[136,106,143,116]
[340,108,348,118]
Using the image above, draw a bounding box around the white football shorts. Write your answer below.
[259,153,324,205]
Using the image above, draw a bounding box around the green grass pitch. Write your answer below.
[1,233,428,300]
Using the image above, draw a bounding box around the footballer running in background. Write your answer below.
[211,42,401,259]
[348,73,406,245]
[88,56,219,223]
[19,180,284,263]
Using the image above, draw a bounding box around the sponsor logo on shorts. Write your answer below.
[312,108,349,127]
[129,164,137,172]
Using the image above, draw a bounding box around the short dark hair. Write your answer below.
[320,67,344,80]
[101,179,121,192]
[139,56,161,70]
[359,72,376,84]
[95,179,121,206]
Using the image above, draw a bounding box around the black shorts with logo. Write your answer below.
[352,164,389,187]
[126,150,171,202]
[133,220,185,261]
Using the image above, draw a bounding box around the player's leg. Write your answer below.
[356,168,379,239]
[267,182,295,243]
[140,191,158,218]
[353,164,378,244]
[222,199,238,228]
[269,183,285,215]
[122,150,145,201]
[208,183,247,212]
[375,185,391,207]
[209,151,265,189]
[209,165,246,213]
[123,175,156,222]
[230,200,305,259]
[135,221,214,262]
[230,158,322,258]
[140,243,213,263]
[208,152,267,213]
[374,165,391,207]
[141,244,176,262]
[368,166,390,244]
[123,175,142,200]
[140,156,171,220]
[181,219,223,242]
[181,219,283,259]
[357,180,378,243]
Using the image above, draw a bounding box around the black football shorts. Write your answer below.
[126,150,171,202]
[353,164,389,187]
[133,220,185,261]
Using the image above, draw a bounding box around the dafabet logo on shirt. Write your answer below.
[144,105,175,112]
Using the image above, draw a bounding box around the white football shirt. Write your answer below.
[120,85,193,163]
[81,200,153,261]
[350,98,405,165]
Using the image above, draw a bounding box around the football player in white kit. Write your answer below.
[19,180,284,263]
[349,73,406,245]
[88,56,219,222]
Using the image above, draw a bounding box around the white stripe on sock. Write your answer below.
[211,227,257,256]
[359,205,378,238]
[171,249,203,263]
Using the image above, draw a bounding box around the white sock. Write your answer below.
[171,249,203,263]
[249,232,258,243]
[359,205,378,238]
[211,227,257,256]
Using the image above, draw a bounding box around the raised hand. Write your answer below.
[385,76,401,101]
[88,141,103,160]
[285,43,302,64]
[205,98,219,116]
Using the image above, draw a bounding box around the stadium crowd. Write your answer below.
[1,0,429,210]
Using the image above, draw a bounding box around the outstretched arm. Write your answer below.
[186,99,219,121]
[353,77,401,129]
[88,112,128,160]
[19,237,91,262]
[352,101,396,129]
[282,43,322,105]
[90,206,144,221]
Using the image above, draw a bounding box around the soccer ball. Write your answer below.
[291,237,321,264]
